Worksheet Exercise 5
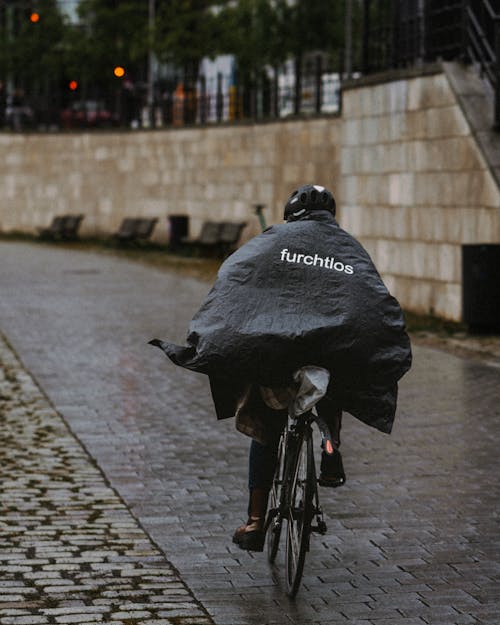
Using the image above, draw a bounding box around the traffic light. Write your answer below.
[113,66,126,78]
[68,80,78,91]
[29,12,40,23]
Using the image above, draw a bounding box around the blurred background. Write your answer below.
[0,0,468,131]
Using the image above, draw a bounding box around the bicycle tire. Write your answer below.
[285,428,314,597]
[266,432,286,563]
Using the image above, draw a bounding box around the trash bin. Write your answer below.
[168,214,189,250]
[462,244,500,332]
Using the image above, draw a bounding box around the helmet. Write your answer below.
[284,184,336,221]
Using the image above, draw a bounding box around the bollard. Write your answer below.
[254,204,267,232]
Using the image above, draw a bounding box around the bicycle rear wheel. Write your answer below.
[285,429,314,597]
[266,432,286,563]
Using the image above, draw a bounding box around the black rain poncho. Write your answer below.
[152,212,412,434]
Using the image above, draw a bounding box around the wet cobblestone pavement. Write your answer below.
[0,334,213,625]
[0,241,499,625]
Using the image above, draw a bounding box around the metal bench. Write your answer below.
[62,214,84,240]
[39,214,84,240]
[113,217,158,244]
[180,220,247,258]
[113,217,139,242]
[180,221,223,256]
[218,221,247,257]
[135,217,158,240]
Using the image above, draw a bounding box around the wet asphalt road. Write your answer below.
[0,241,499,625]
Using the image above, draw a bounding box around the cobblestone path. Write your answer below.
[0,334,213,625]
[0,242,499,625]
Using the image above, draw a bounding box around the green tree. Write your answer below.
[288,0,345,112]
[1,0,67,124]
[212,0,289,116]
[215,0,287,78]
[153,0,221,88]
[2,1,64,88]
[214,0,346,115]
[74,0,149,97]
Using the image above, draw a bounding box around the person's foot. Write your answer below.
[232,517,265,551]
[318,449,346,487]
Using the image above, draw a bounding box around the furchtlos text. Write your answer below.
[279,249,354,274]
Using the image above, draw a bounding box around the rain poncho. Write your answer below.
[151,212,412,434]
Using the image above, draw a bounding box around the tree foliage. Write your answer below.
[214,0,346,84]
[214,0,288,80]
[1,0,66,93]
[153,0,221,85]
[75,0,149,85]
[1,0,353,111]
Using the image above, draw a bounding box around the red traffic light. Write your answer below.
[68,80,78,91]
[30,12,40,23]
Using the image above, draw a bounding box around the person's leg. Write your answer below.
[248,436,280,492]
[233,423,283,551]
[317,400,346,487]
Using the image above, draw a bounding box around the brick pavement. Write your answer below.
[0,241,499,625]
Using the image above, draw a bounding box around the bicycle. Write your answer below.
[265,400,335,598]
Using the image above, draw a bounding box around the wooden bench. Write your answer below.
[39,214,84,240]
[113,217,158,244]
[180,220,247,258]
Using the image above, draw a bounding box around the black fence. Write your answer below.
[360,0,465,74]
[158,69,341,128]
[358,0,500,126]
[465,0,500,127]
[1,68,342,131]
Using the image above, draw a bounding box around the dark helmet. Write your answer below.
[284,184,336,221]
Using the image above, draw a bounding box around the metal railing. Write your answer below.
[360,0,500,129]
[465,0,500,127]
[1,69,342,132]
[361,0,465,73]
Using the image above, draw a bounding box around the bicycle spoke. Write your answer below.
[287,512,297,559]
[266,433,286,563]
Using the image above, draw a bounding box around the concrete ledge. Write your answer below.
[342,62,443,91]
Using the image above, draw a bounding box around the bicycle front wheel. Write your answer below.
[285,429,314,597]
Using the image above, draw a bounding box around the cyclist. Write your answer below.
[232,186,348,551]
[151,184,412,553]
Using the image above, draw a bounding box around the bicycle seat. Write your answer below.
[290,366,330,417]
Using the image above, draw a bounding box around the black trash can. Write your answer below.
[462,244,500,332]
[168,214,189,250]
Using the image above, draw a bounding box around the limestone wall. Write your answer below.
[340,70,500,320]
[0,119,341,242]
[1,65,500,321]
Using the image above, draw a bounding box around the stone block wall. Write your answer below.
[340,70,500,320]
[0,119,341,243]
